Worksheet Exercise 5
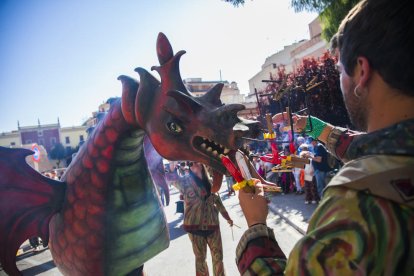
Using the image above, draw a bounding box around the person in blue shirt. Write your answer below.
[309,137,331,199]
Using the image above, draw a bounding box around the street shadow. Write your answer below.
[268,193,318,227]
[219,191,236,201]
[168,215,186,240]
[21,260,56,275]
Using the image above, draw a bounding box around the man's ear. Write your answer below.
[356,56,372,88]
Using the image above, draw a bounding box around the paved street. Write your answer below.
[1,183,317,276]
[145,185,317,276]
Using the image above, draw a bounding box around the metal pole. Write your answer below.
[254,88,264,120]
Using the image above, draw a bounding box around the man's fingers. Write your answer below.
[254,183,265,197]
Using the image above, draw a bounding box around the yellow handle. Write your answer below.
[232,179,255,191]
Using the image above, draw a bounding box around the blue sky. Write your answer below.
[0,0,317,133]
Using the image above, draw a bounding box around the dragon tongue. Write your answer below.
[211,169,223,193]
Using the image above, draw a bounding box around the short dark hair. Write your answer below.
[331,0,414,97]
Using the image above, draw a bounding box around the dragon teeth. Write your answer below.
[201,143,207,148]
[207,147,212,152]
[212,150,218,156]
[224,148,230,154]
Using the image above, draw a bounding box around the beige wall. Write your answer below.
[0,131,21,148]
[185,79,245,105]
[248,42,305,94]
[60,126,88,149]
[221,83,245,104]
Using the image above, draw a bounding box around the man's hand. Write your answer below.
[238,179,269,227]
[272,112,307,133]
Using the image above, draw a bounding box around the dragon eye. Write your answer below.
[166,121,183,134]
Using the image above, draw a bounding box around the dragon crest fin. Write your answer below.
[166,90,202,114]
[134,67,161,127]
[118,75,139,126]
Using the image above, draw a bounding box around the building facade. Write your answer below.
[18,123,61,152]
[60,126,87,152]
[182,78,258,119]
[248,17,329,98]
[183,78,245,104]
[0,120,87,154]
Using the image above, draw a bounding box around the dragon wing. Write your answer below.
[0,147,66,276]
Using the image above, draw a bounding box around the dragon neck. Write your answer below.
[64,99,143,188]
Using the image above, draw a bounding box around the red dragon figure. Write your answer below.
[0,33,260,275]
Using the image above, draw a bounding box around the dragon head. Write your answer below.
[119,33,260,190]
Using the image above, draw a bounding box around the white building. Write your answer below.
[183,78,245,104]
[248,17,329,98]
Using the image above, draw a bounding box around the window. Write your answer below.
[65,136,70,144]
[50,137,56,145]
[38,130,43,137]
[10,142,15,146]
[26,139,32,144]
[38,138,44,145]
[79,135,84,142]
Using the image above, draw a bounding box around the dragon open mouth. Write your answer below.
[192,136,232,161]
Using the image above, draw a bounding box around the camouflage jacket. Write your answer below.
[236,118,414,275]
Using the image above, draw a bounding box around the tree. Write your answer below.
[258,51,352,129]
[223,0,359,41]
[222,0,245,6]
[49,143,66,168]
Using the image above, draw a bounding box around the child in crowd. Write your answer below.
[299,144,318,204]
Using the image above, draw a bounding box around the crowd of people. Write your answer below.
[248,133,337,205]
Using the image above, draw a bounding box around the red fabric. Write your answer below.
[300,169,305,187]
[237,238,285,274]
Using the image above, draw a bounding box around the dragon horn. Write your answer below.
[156,32,174,65]
[217,103,245,117]
[200,83,224,106]
[151,33,189,96]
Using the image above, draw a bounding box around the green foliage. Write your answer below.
[222,0,245,7]
[291,0,333,13]
[291,0,360,41]
[49,143,66,166]
[318,0,360,41]
[223,0,359,41]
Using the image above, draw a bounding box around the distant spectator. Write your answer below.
[293,136,306,194]
[309,137,331,198]
[299,145,318,204]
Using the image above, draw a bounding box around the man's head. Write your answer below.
[296,136,305,146]
[299,144,309,152]
[331,0,413,131]
[307,137,317,147]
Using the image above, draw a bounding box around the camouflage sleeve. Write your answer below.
[236,224,287,275]
[326,126,364,162]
